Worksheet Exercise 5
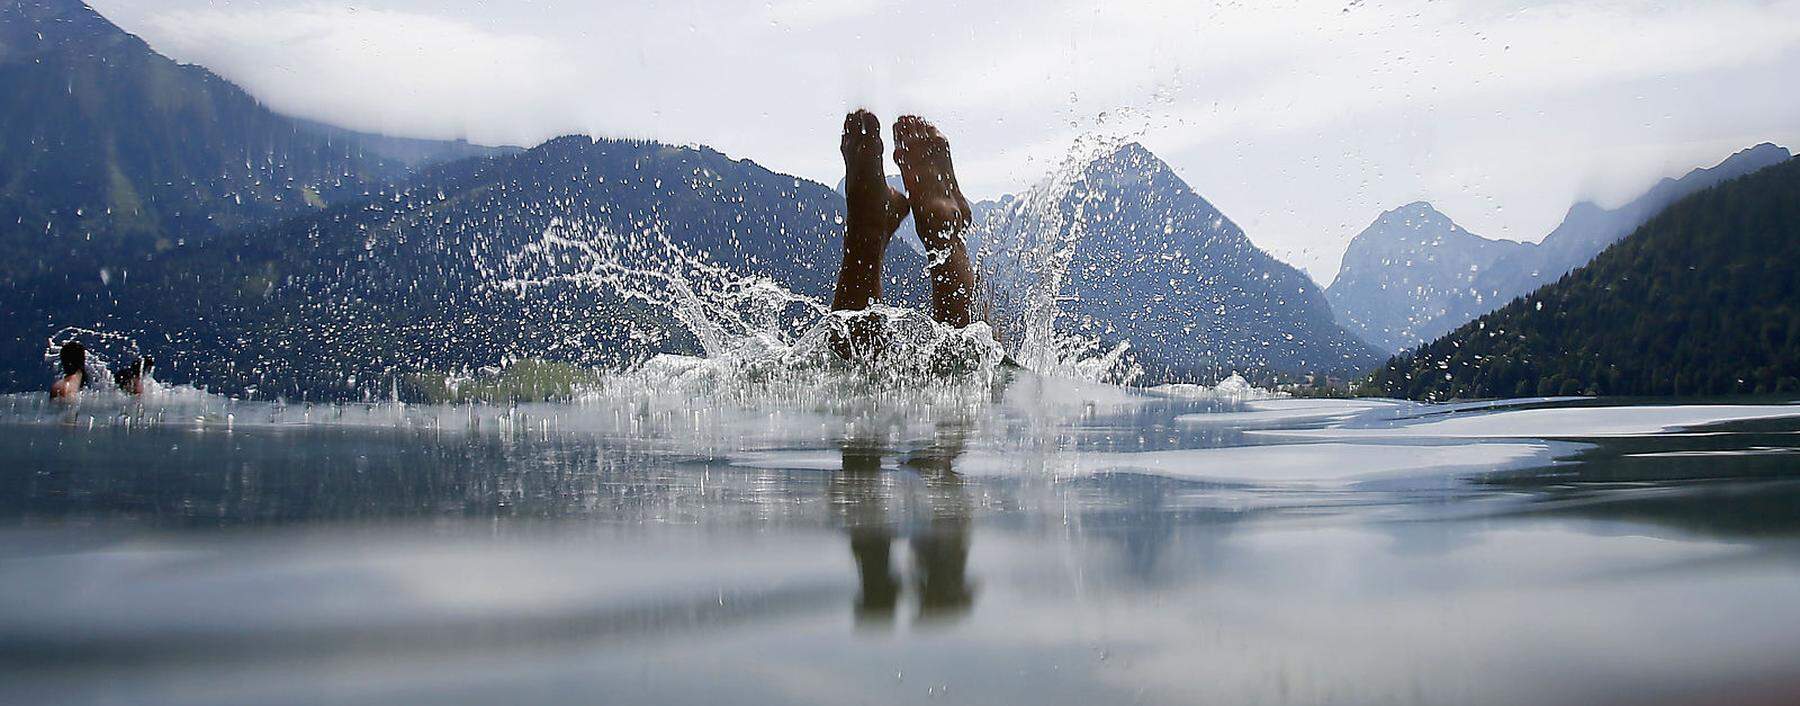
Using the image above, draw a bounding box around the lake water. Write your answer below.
[3,376,1799,706]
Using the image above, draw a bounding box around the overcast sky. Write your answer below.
[91,0,1800,284]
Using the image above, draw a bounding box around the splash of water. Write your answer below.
[484,149,1177,400]
[494,217,827,361]
[972,127,1155,382]
[43,326,140,388]
[28,123,1256,407]
[491,216,1013,403]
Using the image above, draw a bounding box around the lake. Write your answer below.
[2,376,1799,705]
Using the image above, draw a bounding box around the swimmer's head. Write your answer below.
[59,342,86,376]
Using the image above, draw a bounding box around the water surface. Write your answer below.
[3,381,1799,706]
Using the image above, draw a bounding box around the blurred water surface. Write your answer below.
[2,381,1799,706]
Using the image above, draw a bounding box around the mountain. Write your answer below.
[0,1,1374,394]
[1328,143,1793,352]
[1532,143,1793,271]
[1,135,936,397]
[4,138,1383,395]
[291,118,521,170]
[0,0,503,284]
[988,143,1384,380]
[1369,153,1800,401]
[1437,143,1794,328]
[1326,202,1530,352]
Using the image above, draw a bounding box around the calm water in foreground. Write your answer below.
[2,376,1799,706]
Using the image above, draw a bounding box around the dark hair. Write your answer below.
[59,342,86,377]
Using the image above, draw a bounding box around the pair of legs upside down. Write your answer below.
[832,113,981,618]
[831,111,978,357]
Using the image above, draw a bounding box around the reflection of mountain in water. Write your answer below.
[1481,425,1800,540]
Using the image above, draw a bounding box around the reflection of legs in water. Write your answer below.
[831,110,912,360]
[836,430,976,628]
[906,424,976,622]
[835,442,901,627]
[893,115,978,328]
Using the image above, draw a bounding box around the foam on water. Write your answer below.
[1174,397,1399,426]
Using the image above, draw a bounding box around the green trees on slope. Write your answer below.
[1370,156,1800,401]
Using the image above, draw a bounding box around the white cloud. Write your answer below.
[119,3,584,145]
[92,0,1800,282]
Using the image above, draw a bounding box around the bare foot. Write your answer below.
[834,109,910,313]
[892,115,977,327]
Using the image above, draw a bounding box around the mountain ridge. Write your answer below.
[0,132,941,396]
[995,141,1384,379]
[1328,142,1792,352]
[1370,152,1800,400]
[1326,201,1530,352]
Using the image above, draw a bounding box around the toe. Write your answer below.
[842,110,882,154]
[854,109,880,137]
[844,125,887,187]
[893,116,923,151]
[924,122,949,152]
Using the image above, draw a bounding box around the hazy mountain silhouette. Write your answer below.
[1440,143,1794,328]
[1371,153,1800,400]
[1326,202,1530,352]
[1329,143,1792,351]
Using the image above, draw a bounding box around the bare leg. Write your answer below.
[831,111,911,360]
[892,115,977,328]
[833,110,910,313]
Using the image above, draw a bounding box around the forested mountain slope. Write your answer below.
[1370,155,1800,400]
